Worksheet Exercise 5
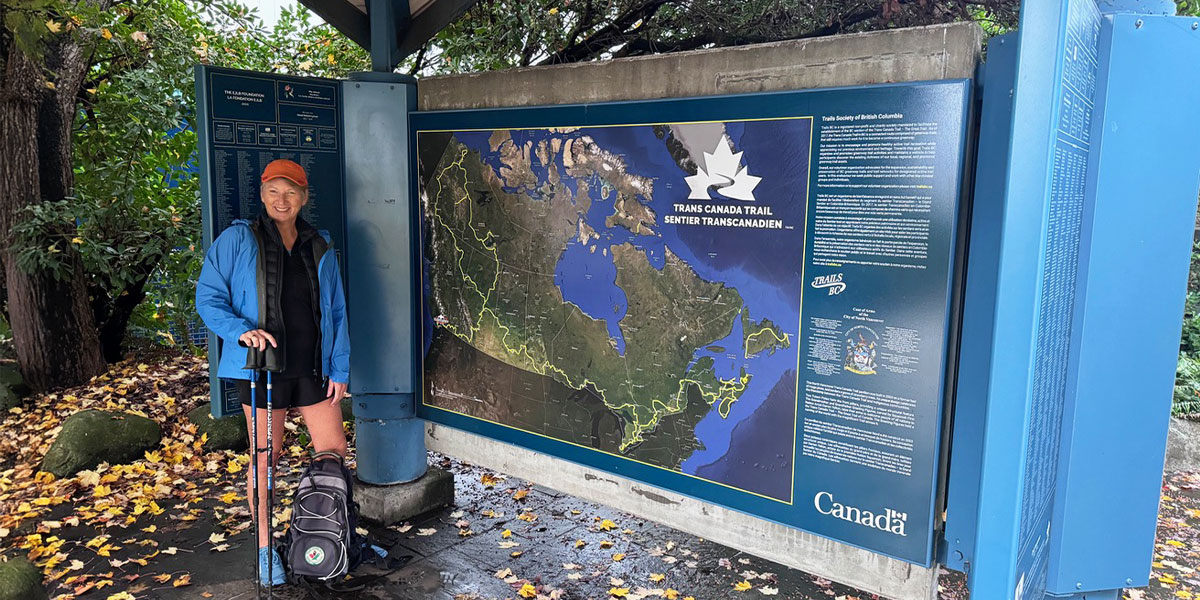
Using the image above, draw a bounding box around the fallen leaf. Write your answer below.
[153,574,171,583]
[598,519,617,531]
[650,573,666,583]
[613,553,626,562]
[518,583,537,598]
[513,489,529,501]
[760,587,779,596]
[502,529,512,538]
[208,533,226,544]
[609,588,630,598]
[574,539,586,548]
[510,550,524,558]
[174,574,192,587]
[417,528,437,536]
[734,581,753,591]
[494,568,514,579]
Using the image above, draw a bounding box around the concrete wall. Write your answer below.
[419,22,982,110]
[417,22,983,600]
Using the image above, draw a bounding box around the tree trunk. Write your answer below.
[92,259,156,364]
[0,42,105,391]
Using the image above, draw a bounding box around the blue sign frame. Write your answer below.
[412,80,972,565]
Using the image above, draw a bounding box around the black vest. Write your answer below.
[243,214,328,374]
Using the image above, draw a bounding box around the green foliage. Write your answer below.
[415,0,1019,75]
[1176,242,1200,416]
[1178,0,1200,17]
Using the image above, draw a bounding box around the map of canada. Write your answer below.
[418,118,812,502]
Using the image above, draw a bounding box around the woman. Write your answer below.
[196,158,350,587]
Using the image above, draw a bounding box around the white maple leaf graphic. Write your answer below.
[684,136,762,201]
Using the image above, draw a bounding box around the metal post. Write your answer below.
[367,0,411,73]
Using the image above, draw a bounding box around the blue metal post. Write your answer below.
[342,1,424,485]
[1043,4,1200,598]
[341,74,424,485]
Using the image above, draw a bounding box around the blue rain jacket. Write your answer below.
[195,219,351,383]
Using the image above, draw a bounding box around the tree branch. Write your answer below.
[537,0,675,65]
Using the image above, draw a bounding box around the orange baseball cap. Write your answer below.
[261,159,308,187]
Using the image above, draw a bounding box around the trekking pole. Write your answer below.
[250,373,262,600]
[266,369,275,600]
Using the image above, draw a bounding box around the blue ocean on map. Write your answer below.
[453,120,811,502]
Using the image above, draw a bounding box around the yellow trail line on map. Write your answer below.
[431,147,745,452]
[744,327,791,359]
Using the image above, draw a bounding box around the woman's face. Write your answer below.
[261,178,308,224]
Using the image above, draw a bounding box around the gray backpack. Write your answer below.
[283,451,367,581]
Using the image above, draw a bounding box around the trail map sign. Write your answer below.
[414,81,970,564]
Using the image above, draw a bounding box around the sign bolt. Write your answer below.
[1135,19,1144,28]
[1193,22,1199,30]
[1126,578,1134,585]
[1076,582,1083,590]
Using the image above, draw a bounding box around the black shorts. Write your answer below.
[234,376,326,410]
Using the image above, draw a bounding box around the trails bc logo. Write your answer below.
[811,273,846,295]
[305,546,325,565]
[685,137,762,201]
[814,492,908,536]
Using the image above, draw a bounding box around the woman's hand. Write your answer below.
[238,329,278,351]
[326,379,348,406]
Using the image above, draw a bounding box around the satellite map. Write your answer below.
[418,118,812,503]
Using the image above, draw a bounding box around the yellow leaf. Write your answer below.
[518,512,536,522]
[664,590,680,600]
[173,573,191,587]
[613,553,625,562]
[46,20,62,33]
[1166,540,1185,548]
[650,573,666,583]
[501,529,512,538]
[45,81,56,90]
[598,519,617,531]
[734,580,753,591]
[510,550,524,558]
[218,492,240,504]
[101,28,113,40]
[327,53,336,65]
[106,593,134,600]
[481,473,500,487]
[600,540,614,549]
[518,583,537,598]
[144,450,162,462]
[153,574,171,583]
[94,484,112,497]
[70,237,84,245]
[574,539,586,548]
[609,588,630,598]
[513,489,529,501]
[548,7,559,14]
[142,525,156,533]
[1176,591,1192,600]
[34,471,56,484]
